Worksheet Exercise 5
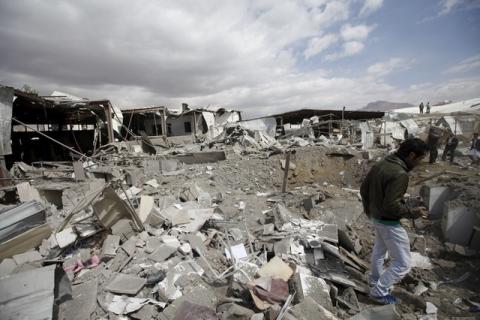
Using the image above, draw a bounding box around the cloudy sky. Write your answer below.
[1,0,479,117]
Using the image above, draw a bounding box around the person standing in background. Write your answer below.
[469,132,480,164]
[419,102,424,114]
[427,126,440,164]
[442,130,459,163]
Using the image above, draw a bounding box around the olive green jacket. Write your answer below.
[360,153,413,221]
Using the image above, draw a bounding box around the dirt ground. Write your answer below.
[215,146,480,319]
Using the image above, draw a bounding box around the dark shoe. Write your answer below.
[370,294,397,304]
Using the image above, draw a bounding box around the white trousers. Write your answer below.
[369,222,411,297]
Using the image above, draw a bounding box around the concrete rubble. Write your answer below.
[0,85,479,319]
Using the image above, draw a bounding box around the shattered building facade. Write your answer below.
[122,104,241,143]
[0,86,123,168]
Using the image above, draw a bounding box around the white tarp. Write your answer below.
[0,86,14,155]
[203,111,241,139]
[202,112,220,139]
[400,119,420,135]
[437,115,478,135]
[383,121,405,140]
[235,117,277,137]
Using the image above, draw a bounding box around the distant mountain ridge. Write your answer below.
[360,100,414,111]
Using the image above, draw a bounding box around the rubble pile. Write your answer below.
[0,87,480,320]
[0,139,478,320]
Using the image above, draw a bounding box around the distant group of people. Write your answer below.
[418,101,430,114]
[426,128,480,165]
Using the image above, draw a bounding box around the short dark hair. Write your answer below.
[397,138,428,158]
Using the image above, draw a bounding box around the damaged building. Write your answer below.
[121,104,241,144]
[0,86,123,168]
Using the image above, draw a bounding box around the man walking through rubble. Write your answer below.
[360,139,429,305]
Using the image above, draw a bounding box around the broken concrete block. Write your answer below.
[293,272,333,311]
[441,203,480,249]
[160,159,179,173]
[58,278,97,320]
[143,159,161,175]
[121,236,138,256]
[274,238,292,256]
[257,256,293,281]
[337,287,360,313]
[55,227,78,248]
[15,182,42,203]
[102,234,121,259]
[105,272,147,295]
[137,195,154,224]
[349,304,398,320]
[183,234,207,256]
[111,219,136,242]
[131,304,156,320]
[0,265,64,320]
[12,250,42,265]
[145,237,162,254]
[0,258,17,277]
[92,186,144,231]
[148,244,178,262]
[273,204,292,231]
[317,223,338,244]
[72,161,87,181]
[125,168,144,187]
[198,192,212,207]
[420,184,454,220]
[290,296,339,320]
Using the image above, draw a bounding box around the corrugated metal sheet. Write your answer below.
[0,201,45,243]
[0,86,14,155]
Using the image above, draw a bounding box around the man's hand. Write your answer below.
[412,206,429,219]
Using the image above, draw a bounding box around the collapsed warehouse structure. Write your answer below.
[122,104,242,144]
[0,85,479,320]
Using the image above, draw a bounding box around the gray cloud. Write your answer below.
[0,0,478,118]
